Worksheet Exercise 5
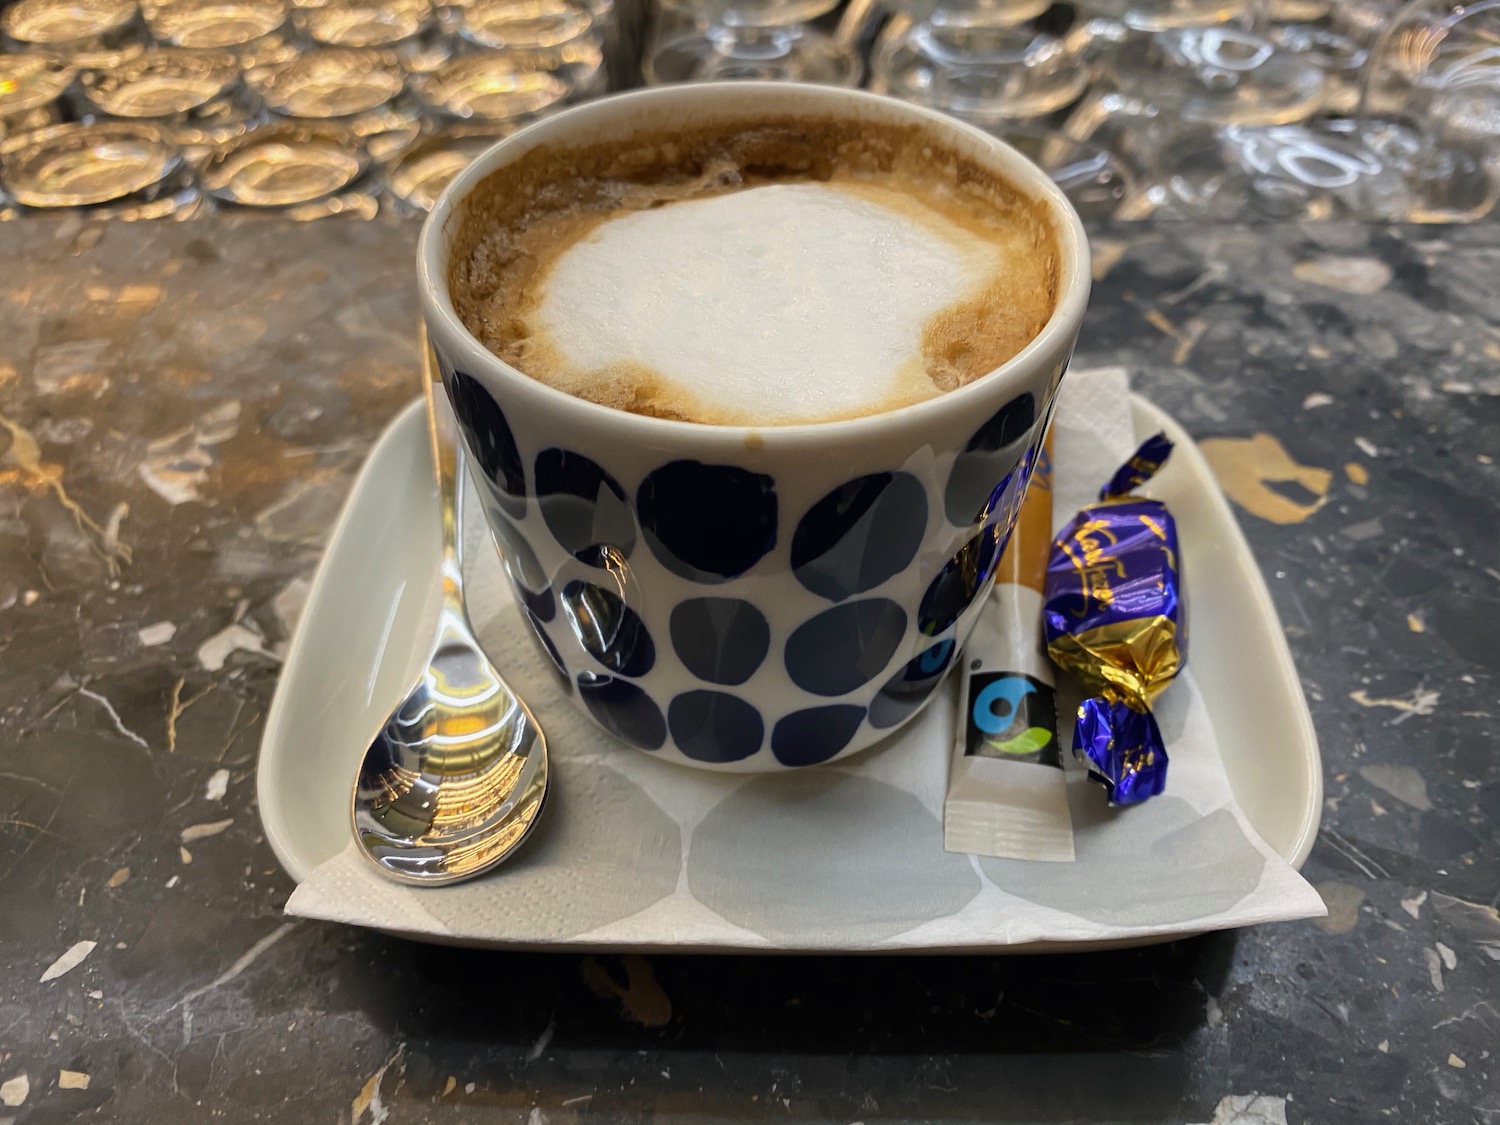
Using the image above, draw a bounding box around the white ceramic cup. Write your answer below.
[419,82,1090,772]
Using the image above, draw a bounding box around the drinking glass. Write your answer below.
[643,0,862,87]
[1354,0,1500,220]
[300,0,452,72]
[1090,25,1327,127]
[2,0,151,69]
[1,0,140,51]
[1064,24,1326,214]
[1269,23,1367,114]
[200,119,381,216]
[1069,0,1249,32]
[0,55,75,137]
[411,52,576,123]
[1114,118,1404,219]
[382,128,501,210]
[75,48,268,163]
[986,124,1133,217]
[0,120,206,218]
[456,0,607,96]
[250,45,422,160]
[871,11,1088,124]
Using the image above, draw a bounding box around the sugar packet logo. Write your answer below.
[965,672,1061,766]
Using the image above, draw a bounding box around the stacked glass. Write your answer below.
[0,0,625,216]
[870,0,1128,218]
[643,0,862,86]
[0,0,1496,222]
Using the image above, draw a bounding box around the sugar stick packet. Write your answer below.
[945,435,1075,862]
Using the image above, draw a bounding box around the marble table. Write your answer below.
[0,218,1496,1124]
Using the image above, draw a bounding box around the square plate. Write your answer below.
[257,394,1322,952]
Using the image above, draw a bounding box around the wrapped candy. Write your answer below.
[1043,434,1182,805]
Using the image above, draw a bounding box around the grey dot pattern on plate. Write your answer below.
[420,759,682,940]
[976,796,1265,926]
[687,772,981,943]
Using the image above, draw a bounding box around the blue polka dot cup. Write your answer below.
[419,83,1090,771]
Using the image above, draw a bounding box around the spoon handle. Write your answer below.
[421,331,466,611]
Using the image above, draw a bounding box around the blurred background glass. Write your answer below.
[0,0,1493,221]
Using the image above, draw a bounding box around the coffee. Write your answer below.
[449,117,1060,426]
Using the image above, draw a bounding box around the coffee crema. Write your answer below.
[448,117,1061,426]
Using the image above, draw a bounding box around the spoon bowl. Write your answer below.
[351,332,549,885]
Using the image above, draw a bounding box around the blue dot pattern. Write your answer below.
[577,673,666,750]
[511,575,556,625]
[561,580,655,678]
[668,690,764,763]
[638,461,777,583]
[488,514,556,622]
[523,608,570,691]
[442,364,526,519]
[669,598,770,686]
[790,472,927,602]
[771,705,867,767]
[868,639,956,729]
[535,448,636,567]
[944,393,1035,525]
[784,599,907,697]
[917,524,1007,636]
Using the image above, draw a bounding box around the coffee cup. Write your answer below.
[419,81,1090,771]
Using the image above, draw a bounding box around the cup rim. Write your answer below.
[418,82,1091,442]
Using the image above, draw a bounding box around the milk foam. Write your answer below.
[524,182,1002,426]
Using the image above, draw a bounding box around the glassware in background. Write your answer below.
[200,119,379,215]
[381,128,497,209]
[871,8,1087,126]
[74,48,268,163]
[1354,0,1500,221]
[584,0,637,89]
[144,0,287,46]
[250,46,422,160]
[1070,0,1249,32]
[3,0,150,69]
[1064,22,1328,217]
[301,0,452,72]
[2,0,141,52]
[411,52,572,123]
[1329,0,1408,46]
[643,0,861,87]
[0,55,75,137]
[1099,118,1399,220]
[141,0,301,67]
[0,119,205,217]
[1083,26,1327,128]
[989,123,1133,217]
[1261,0,1332,20]
[1268,23,1366,115]
[456,0,606,95]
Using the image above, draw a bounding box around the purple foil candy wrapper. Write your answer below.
[1044,433,1183,806]
[1074,697,1168,806]
[1041,495,1184,682]
[1100,433,1174,502]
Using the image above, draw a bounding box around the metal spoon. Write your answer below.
[351,335,549,886]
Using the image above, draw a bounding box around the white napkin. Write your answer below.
[284,368,1326,949]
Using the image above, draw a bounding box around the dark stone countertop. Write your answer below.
[0,217,1496,1125]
